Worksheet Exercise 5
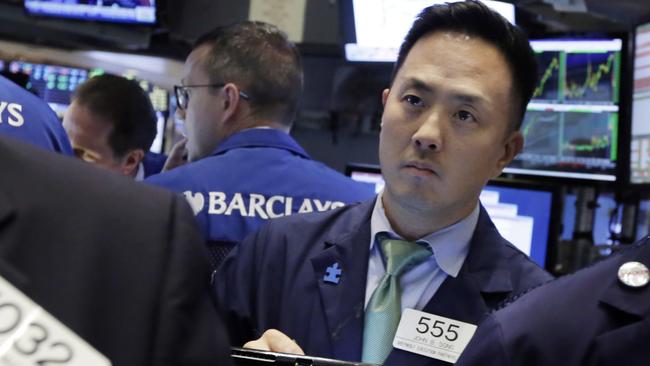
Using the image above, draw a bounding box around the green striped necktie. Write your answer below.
[361,235,433,364]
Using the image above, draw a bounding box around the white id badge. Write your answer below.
[392,308,477,364]
[0,275,111,365]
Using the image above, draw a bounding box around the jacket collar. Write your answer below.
[599,239,650,318]
[421,205,516,316]
[383,205,517,366]
[212,128,310,159]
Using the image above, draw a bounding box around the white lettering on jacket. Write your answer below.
[0,101,25,127]
[182,191,345,218]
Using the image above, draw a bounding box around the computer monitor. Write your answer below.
[631,22,650,184]
[345,163,560,269]
[340,0,515,63]
[504,38,624,182]
[24,0,156,25]
[6,61,91,118]
[345,163,385,193]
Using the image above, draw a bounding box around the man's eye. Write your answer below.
[72,148,84,159]
[454,110,476,122]
[403,95,423,107]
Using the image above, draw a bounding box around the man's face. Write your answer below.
[63,101,126,174]
[379,31,522,221]
[177,44,225,162]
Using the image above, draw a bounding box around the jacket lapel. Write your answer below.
[384,206,513,366]
[310,199,375,361]
[599,241,650,319]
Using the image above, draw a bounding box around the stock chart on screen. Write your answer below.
[504,39,622,182]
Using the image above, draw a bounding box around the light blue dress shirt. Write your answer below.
[365,191,479,311]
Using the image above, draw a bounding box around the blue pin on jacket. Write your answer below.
[323,262,342,284]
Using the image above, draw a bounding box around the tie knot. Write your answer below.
[378,235,432,276]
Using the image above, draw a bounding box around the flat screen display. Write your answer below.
[504,38,623,182]
[342,0,515,62]
[345,164,556,268]
[24,0,156,25]
[6,61,91,118]
[631,22,650,184]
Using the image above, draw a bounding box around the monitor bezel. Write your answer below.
[485,177,564,273]
[23,0,158,26]
[625,20,650,193]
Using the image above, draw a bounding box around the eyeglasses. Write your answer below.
[173,83,251,110]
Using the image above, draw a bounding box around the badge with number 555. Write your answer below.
[392,309,477,364]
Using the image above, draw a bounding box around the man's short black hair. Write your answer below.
[72,74,157,157]
[394,0,538,131]
[194,21,303,126]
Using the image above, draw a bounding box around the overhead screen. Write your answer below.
[343,0,515,62]
[24,0,156,25]
[631,22,650,184]
[504,39,623,182]
[345,164,557,269]
[0,60,168,153]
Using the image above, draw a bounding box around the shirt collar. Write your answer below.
[211,128,310,159]
[370,190,479,278]
[134,162,145,181]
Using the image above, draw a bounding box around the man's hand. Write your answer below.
[162,138,188,172]
[244,329,305,355]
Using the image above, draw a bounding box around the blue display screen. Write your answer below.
[480,185,553,267]
[24,0,156,25]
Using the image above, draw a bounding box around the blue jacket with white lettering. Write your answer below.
[0,75,73,155]
[146,128,375,268]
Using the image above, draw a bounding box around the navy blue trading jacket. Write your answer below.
[215,198,552,366]
[456,237,650,366]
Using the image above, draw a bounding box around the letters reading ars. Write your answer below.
[0,101,25,127]
[182,191,345,218]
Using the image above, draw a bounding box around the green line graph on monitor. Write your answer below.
[563,51,620,103]
[521,110,616,160]
[531,51,561,100]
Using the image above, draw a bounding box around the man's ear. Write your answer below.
[492,130,523,178]
[221,83,244,123]
[121,149,145,177]
[382,88,390,106]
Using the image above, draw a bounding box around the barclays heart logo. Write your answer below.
[183,191,205,215]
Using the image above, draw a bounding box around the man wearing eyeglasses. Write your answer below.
[146,21,374,269]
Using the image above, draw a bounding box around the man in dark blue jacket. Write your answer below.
[0,74,72,155]
[215,2,551,366]
[146,21,374,268]
[456,238,650,366]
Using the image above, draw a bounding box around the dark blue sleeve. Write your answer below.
[455,315,511,366]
